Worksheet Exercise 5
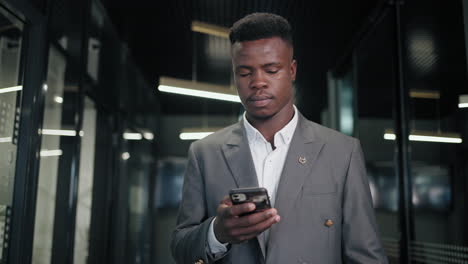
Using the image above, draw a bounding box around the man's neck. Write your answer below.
[246,105,295,145]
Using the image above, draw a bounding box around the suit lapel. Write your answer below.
[221,120,259,189]
[266,114,325,254]
[221,121,267,258]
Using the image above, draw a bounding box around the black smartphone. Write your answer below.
[229,187,271,215]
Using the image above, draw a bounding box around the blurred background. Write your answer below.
[0,0,467,263]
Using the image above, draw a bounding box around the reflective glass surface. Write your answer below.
[73,97,97,264]
[0,5,23,262]
[32,46,67,264]
[330,9,401,261]
[405,1,468,261]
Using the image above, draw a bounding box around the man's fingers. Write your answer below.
[235,208,278,227]
[218,200,252,219]
[220,195,233,206]
[229,202,256,216]
[231,214,281,238]
[217,202,230,214]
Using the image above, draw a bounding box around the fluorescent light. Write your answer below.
[54,96,63,103]
[42,129,77,136]
[143,132,154,140]
[123,133,142,140]
[0,86,22,94]
[122,152,130,160]
[409,134,462,143]
[158,77,241,103]
[180,132,214,140]
[383,130,462,144]
[191,21,229,38]
[179,127,223,140]
[0,137,12,143]
[123,131,154,141]
[40,149,63,157]
[409,90,440,99]
[159,85,241,102]
[383,133,396,140]
[459,95,468,108]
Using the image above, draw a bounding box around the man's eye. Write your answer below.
[267,70,279,74]
[239,72,251,77]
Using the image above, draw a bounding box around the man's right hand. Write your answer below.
[213,196,280,244]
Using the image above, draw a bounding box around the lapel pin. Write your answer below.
[298,156,307,164]
[325,219,334,227]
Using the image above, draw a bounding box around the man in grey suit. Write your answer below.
[171,13,387,264]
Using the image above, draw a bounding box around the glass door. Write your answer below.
[31,45,67,264]
[0,4,23,263]
[328,7,401,262]
[404,1,468,262]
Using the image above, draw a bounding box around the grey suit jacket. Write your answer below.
[171,113,388,264]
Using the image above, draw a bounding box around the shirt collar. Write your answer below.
[243,105,298,147]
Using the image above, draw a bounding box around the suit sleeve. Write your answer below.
[171,143,216,264]
[342,139,388,264]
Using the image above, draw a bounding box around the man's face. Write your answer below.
[232,37,297,120]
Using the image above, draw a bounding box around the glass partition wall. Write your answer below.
[329,1,468,263]
[31,45,68,264]
[328,7,401,261]
[0,0,160,263]
[404,1,468,263]
[353,8,401,261]
[0,5,23,263]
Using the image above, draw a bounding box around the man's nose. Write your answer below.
[250,71,268,89]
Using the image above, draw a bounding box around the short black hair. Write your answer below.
[229,13,293,47]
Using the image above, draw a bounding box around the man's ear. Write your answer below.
[290,59,297,81]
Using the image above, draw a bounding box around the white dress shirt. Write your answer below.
[207,106,298,256]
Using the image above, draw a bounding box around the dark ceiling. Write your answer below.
[103,0,378,122]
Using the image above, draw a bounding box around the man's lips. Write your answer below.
[248,94,273,101]
[247,94,273,107]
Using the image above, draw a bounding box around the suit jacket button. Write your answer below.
[325,219,334,227]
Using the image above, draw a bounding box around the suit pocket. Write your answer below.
[302,184,340,218]
[302,183,337,195]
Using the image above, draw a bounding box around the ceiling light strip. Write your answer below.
[180,132,214,140]
[0,137,12,143]
[122,152,130,160]
[191,21,229,38]
[40,149,63,157]
[459,95,468,108]
[123,132,154,140]
[54,96,64,103]
[143,132,154,140]
[42,129,77,136]
[0,85,22,94]
[409,90,440,99]
[158,85,241,103]
[123,133,143,140]
[383,133,462,144]
[409,134,462,143]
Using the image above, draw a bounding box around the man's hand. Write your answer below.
[213,196,280,244]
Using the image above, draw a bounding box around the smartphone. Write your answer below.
[229,187,271,215]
